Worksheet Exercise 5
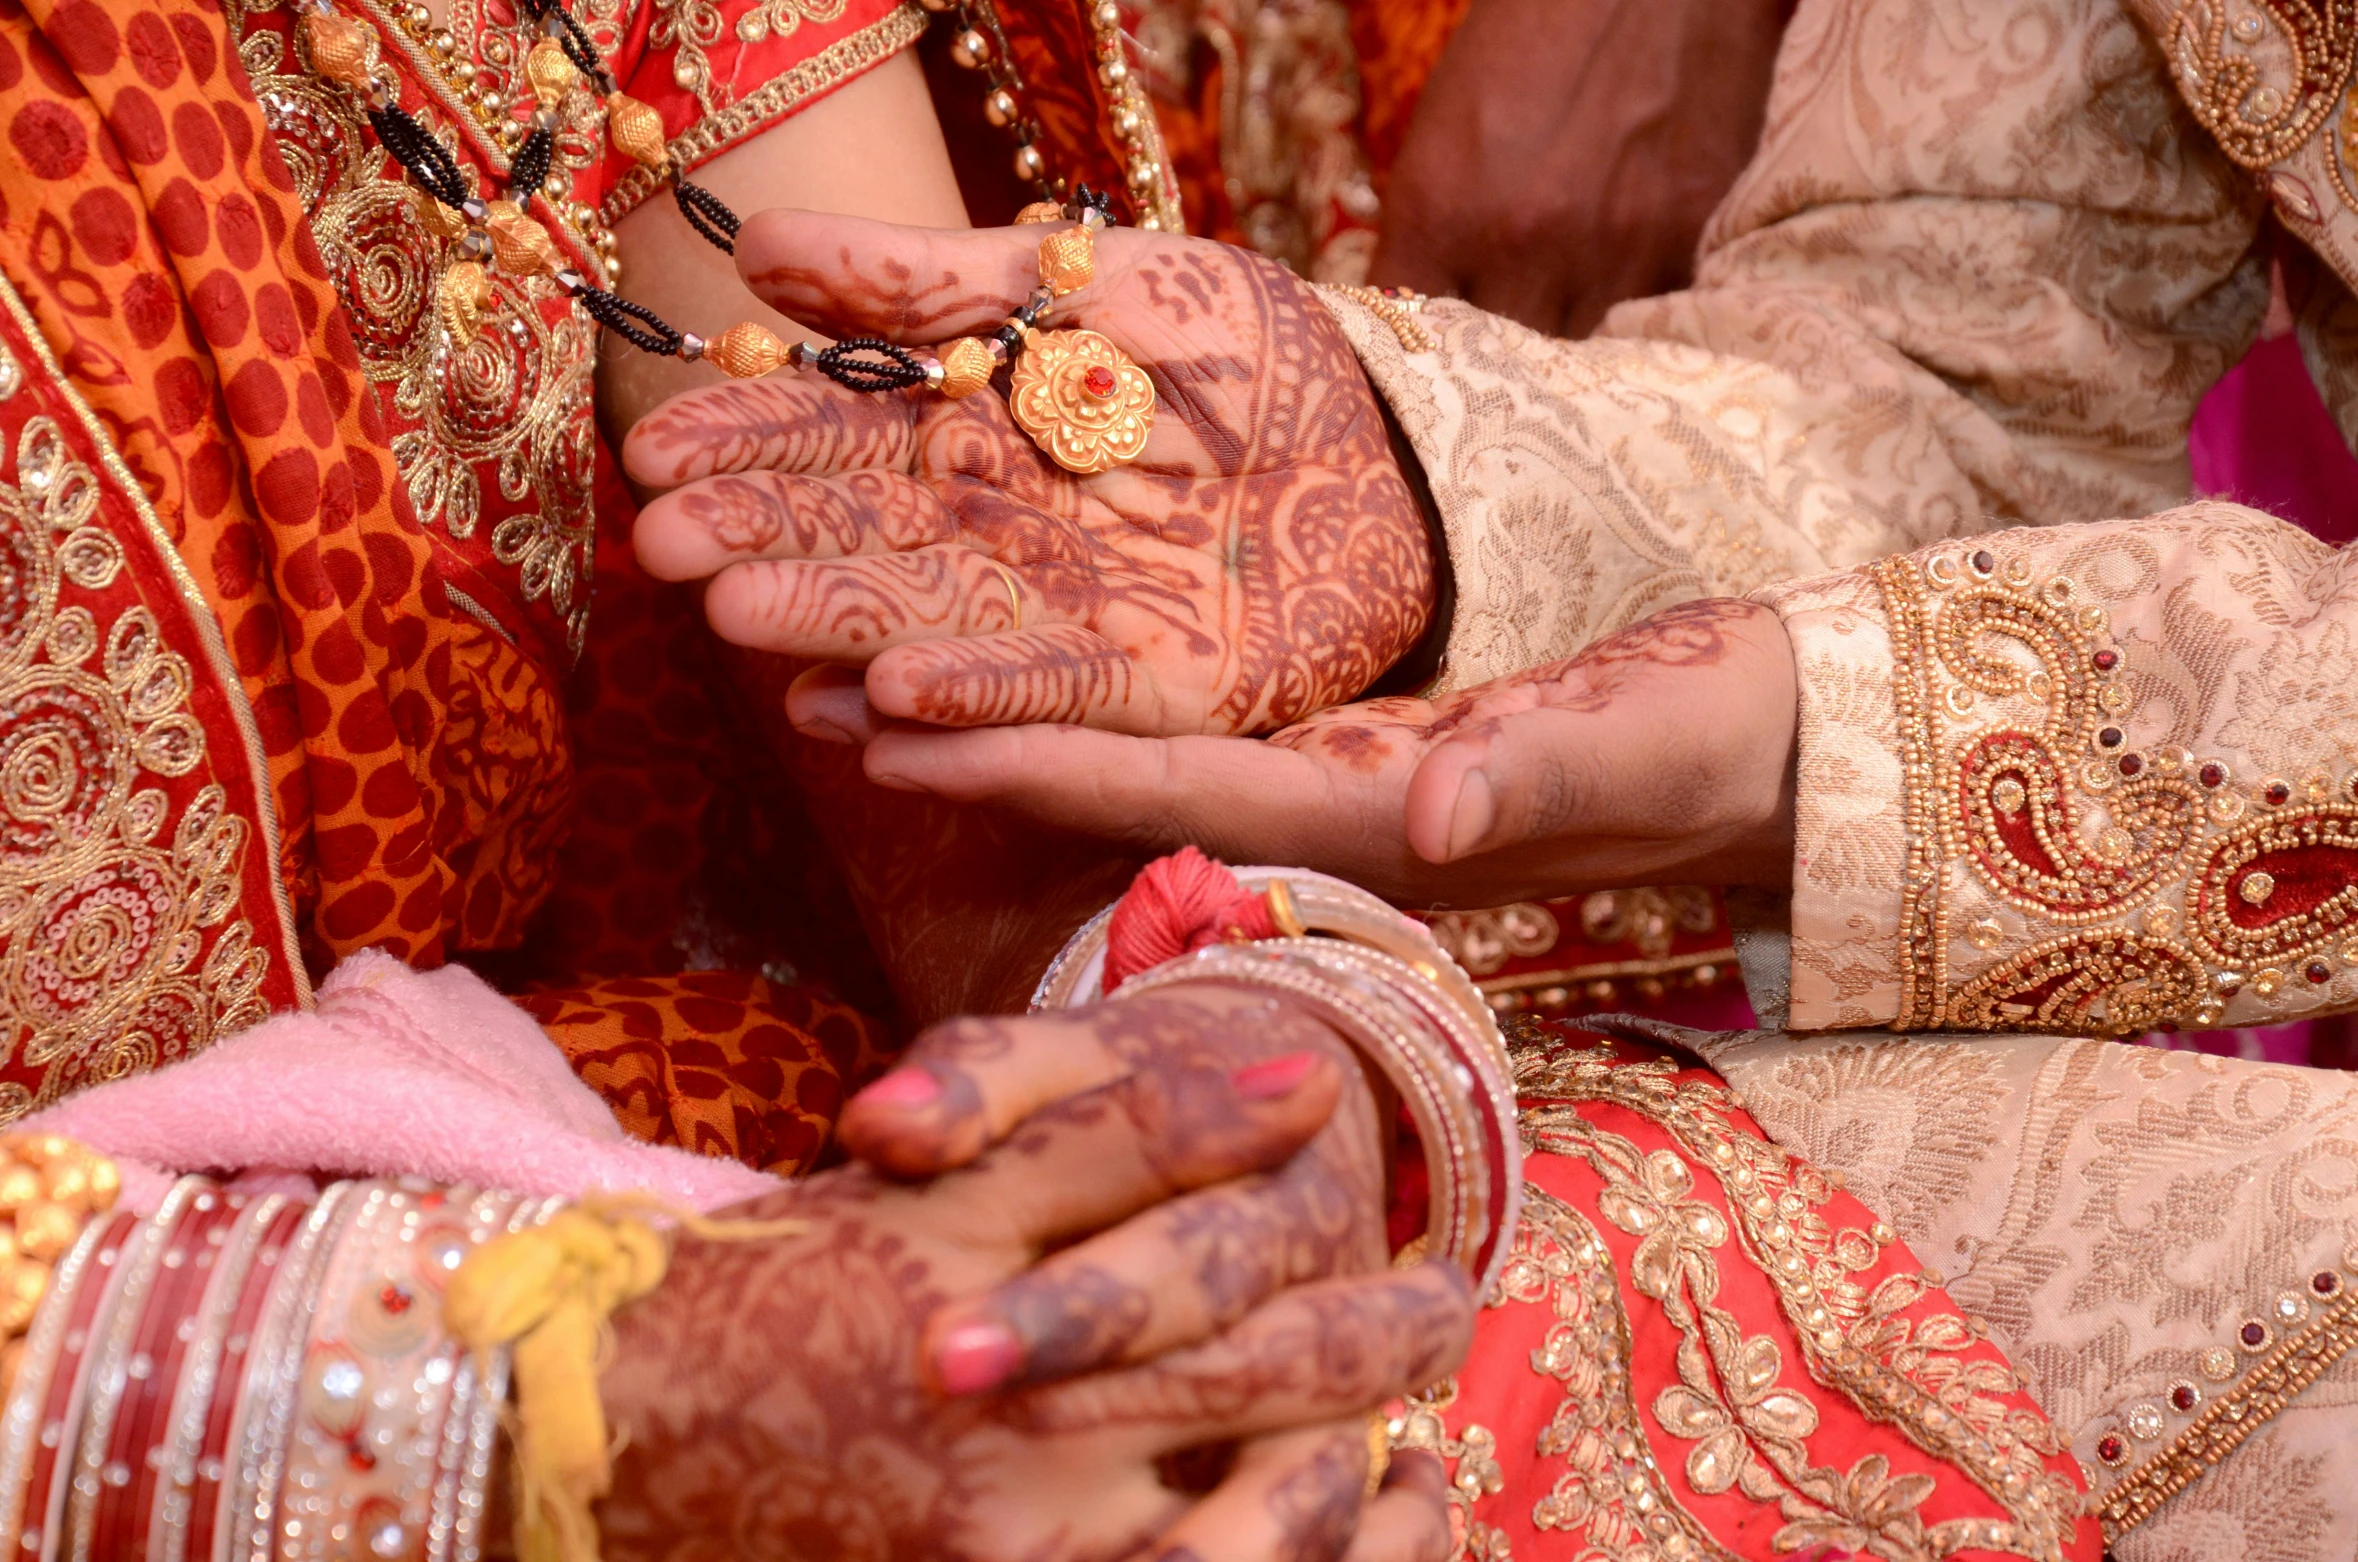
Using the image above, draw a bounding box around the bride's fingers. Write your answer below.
[862,626,1161,731]
[916,1043,1348,1270]
[621,371,920,489]
[633,470,958,581]
[1016,1261,1475,1454]
[736,209,1064,344]
[1346,1452,1454,1562]
[838,987,1344,1179]
[784,663,886,745]
[1140,1422,1371,1562]
[701,546,1035,658]
[924,1095,1381,1392]
[861,724,1426,890]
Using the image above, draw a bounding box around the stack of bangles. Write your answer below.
[0,1138,663,1562]
[1035,863,1524,1300]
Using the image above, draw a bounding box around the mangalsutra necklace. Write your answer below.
[295,5,1156,474]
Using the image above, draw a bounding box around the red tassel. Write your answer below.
[1102,846,1280,991]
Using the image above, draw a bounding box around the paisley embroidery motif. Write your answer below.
[1870,548,2358,1032]
[1945,932,2210,1035]
[2188,804,2358,968]
[2165,0,2358,170]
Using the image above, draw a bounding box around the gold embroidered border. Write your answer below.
[1478,949,1740,992]
[0,265,310,1011]
[1860,544,2358,1035]
[1395,1180,1737,1561]
[1871,554,1947,1029]
[2096,1282,2358,1538]
[600,3,928,227]
[1511,1029,2083,1561]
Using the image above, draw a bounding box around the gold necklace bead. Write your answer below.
[301,11,381,89]
[485,200,558,274]
[525,37,579,104]
[1036,224,1095,295]
[937,337,995,399]
[605,91,668,169]
[707,321,790,378]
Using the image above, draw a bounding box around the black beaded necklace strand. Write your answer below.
[299,2,1120,400]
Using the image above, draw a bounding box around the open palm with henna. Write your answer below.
[621,211,1434,736]
[850,599,1802,907]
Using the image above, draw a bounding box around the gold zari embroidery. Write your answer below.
[1507,1027,2080,1562]
[648,0,845,112]
[1870,547,2358,1032]
[2095,1272,2358,1538]
[2164,0,2358,170]
[600,4,928,226]
[0,418,271,1115]
[244,0,603,652]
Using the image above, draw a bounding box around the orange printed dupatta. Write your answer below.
[0,0,899,1160]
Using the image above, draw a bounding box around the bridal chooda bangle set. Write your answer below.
[298,0,1156,476]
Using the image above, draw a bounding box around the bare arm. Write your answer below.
[598,50,969,442]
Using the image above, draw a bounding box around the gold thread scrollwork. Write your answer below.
[0,419,269,1116]
[1507,1030,2083,1561]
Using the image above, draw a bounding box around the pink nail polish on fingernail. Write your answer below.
[1231,1050,1321,1101]
[858,1068,941,1108]
[934,1321,1022,1395]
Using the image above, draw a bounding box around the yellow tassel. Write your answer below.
[443,1197,802,1562]
[445,1206,667,1562]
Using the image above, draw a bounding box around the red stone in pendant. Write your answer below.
[2169,1383,2199,1411]
[1082,365,1118,398]
[2095,1434,2125,1463]
[2092,648,2119,671]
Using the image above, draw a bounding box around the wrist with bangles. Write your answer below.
[1034,852,1524,1299]
[0,1135,683,1562]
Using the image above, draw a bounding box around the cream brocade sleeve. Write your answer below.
[1757,507,2358,1035]
[1315,0,2275,694]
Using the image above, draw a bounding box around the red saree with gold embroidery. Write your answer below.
[0,0,931,1160]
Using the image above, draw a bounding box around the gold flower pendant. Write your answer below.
[1007,329,1155,475]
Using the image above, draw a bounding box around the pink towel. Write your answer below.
[26,950,781,1215]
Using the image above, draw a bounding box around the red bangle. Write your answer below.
[96,1191,244,1562]
[182,1197,312,1562]
[13,1210,139,1555]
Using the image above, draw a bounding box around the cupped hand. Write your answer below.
[601,984,1470,1562]
[620,211,1435,739]
[848,598,1799,907]
[1371,0,1783,338]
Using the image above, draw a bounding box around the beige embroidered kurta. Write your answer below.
[1317,0,2358,1042]
[1312,0,2358,1546]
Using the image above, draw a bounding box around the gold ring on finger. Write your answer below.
[983,560,1023,633]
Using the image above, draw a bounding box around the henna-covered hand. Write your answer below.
[601,986,1472,1562]
[840,598,1800,906]
[621,212,1434,738]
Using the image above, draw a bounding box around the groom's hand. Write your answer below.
[622,212,1434,738]
[847,598,1801,907]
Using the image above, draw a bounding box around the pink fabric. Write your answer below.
[2172,325,2357,1069]
[2189,332,2358,547]
[28,950,781,1216]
